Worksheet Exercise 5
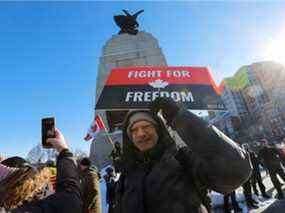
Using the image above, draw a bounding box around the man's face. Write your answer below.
[130,120,158,152]
[79,164,87,171]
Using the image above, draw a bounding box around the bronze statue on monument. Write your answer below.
[114,9,144,35]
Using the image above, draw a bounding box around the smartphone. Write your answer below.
[42,117,55,149]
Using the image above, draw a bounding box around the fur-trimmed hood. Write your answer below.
[121,110,174,169]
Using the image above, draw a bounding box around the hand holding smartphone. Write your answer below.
[42,117,55,149]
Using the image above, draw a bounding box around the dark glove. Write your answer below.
[150,97,181,126]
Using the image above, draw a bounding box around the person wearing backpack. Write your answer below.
[115,98,252,213]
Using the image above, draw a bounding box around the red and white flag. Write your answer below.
[84,115,106,141]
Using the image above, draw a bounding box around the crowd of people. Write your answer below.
[1,98,285,213]
[223,137,285,212]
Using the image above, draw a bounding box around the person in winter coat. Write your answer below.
[79,158,102,213]
[258,139,285,199]
[242,179,259,209]
[223,191,242,213]
[104,168,116,213]
[109,142,122,173]
[115,98,252,213]
[0,129,82,213]
[248,150,270,198]
[275,138,285,167]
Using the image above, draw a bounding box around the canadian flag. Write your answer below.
[84,115,106,141]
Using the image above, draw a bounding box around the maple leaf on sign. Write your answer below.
[149,79,169,88]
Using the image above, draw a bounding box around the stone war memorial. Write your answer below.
[90,10,167,168]
[90,10,224,168]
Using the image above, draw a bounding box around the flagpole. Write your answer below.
[100,115,115,147]
[95,114,114,147]
[104,128,114,147]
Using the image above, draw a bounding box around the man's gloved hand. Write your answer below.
[150,97,181,126]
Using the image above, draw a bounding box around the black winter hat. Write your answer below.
[106,167,114,174]
[80,158,91,167]
[1,156,28,168]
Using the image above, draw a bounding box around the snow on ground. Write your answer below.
[211,191,276,212]
[100,178,108,213]
[99,186,277,213]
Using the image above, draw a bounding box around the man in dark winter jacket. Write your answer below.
[238,150,259,209]
[223,191,242,213]
[1,129,82,213]
[258,139,285,199]
[115,98,252,213]
[248,150,270,198]
[104,167,116,213]
[242,178,259,209]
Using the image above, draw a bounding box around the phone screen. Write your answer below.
[42,117,55,149]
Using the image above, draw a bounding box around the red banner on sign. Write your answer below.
[96,66,225,110]
[105,66,220,94]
